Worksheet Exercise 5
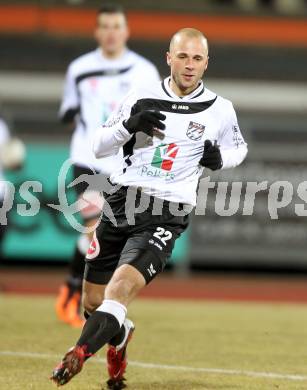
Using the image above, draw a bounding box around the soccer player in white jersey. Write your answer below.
[0,117,10,260]
[0,116,25,260]
[56,4,160,328]
[51,28,248,389]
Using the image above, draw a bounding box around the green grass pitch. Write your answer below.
[1,295,307,389]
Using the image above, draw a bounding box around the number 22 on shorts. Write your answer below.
[153,227,172,246]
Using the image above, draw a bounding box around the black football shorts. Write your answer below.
[84,187,190,285]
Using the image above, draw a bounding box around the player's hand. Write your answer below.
[123,110,166,137]
[199,140,223,170]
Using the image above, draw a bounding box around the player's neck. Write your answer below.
[169,78,200,98]
[100,47,126,60]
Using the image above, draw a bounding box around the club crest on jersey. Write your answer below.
[186,121,205,141]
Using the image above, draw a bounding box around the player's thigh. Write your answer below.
[117,224,183,285]
[104,264,146,306]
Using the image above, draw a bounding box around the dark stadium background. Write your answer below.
[1,0,307,296]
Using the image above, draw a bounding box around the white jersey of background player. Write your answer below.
[0,118,9,201]
[0,116,25,261]
[55,4,160,329]
[0,117,25,200]
[0,118,9,262]
[59,24,159,175]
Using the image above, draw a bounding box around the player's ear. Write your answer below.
[94,27,100,44]
[166,52,171,67]
[204,55,209,71]
[125,26,130,41]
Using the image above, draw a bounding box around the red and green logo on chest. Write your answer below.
[151,143,179,171]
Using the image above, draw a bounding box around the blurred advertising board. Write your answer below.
[190,119,307,268]
[2,143,188,262]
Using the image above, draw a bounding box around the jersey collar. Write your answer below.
[95,47,130,65]
[162,76,205,101]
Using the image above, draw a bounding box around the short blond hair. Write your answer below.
[169,28,208,53]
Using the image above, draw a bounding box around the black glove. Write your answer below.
[199,140,223,171]
[123,110,166,137]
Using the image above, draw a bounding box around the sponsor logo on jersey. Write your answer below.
[137,143,179,181]
[186,121,206,141]
[172,104,189,110]
[151,143,179,171]
[138,165,175,181]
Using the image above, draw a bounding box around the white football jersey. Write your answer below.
[93,77,248,206]
[59,48,160,174]
[0,118,10,199]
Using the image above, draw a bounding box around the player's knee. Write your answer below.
[82,292,103,314]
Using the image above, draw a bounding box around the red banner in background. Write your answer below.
[0,5,307,46]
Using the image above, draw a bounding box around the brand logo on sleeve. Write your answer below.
[232,125,245,147]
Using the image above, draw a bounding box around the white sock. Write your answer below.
[97,299,127,327]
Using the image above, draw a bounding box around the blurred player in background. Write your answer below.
[56,3,160,328]
[0,114,25,260]
[51,28,247,389]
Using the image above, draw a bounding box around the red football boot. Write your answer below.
[106,318,135,390]
[50,345,91,386]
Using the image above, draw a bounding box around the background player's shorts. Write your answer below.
[84,187,190,285]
